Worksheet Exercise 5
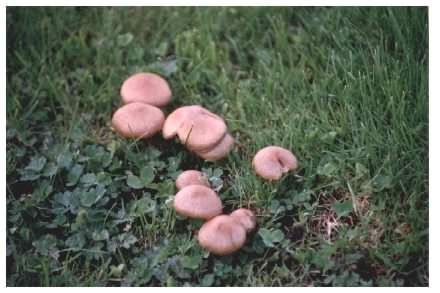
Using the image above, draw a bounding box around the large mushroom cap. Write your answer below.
[230,208,256,233]
[163,106,227,151]
[162,106,203,139]
[120,73,172,107]
[176,170,210,190]
[173,185,222,220]
[111,102,165,139]
[177,114,227,151]
[196,133,235,161]
[197,215,247,255]
[252,146,298,181]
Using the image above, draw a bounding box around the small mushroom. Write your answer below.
[111,102,165,139]
[120,72,172,107]
[252,146,298,181]
[197,215,247,255]
[173,185,222,220]
[176,170,210,190]
[230,208,256,233]
[196,133,235,161]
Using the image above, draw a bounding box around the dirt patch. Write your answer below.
[285,223,305,243]
[309,189,357,242]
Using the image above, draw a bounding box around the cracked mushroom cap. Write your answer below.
[120,73,172,107]
[252,146,298,181]
[196,133,235,161]
[111,102,165,139]
[197,215,247,255]
[173,185,222,220]
[176,170,210,190]
[230,208,256,233]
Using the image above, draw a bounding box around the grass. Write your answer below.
[6,7,428,286]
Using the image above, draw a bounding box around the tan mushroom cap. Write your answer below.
[230,208,256,233]
[120,73,172,107]
[177,114,227,151]
[197,215,247,255]
[111,102,165,139]
[252,146,298,181]
[196,133,235,161]
[173,185,222,220]
[176,170,210,190]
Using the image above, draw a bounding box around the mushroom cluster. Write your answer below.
[110,72,302,256]
[112,73,234,161]
[173,170,256,255]
[112,73,171,139]
[163,106,234,161]
[174,170,222,220]
[197,208,256,255]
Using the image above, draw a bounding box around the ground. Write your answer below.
[6,7,428,286]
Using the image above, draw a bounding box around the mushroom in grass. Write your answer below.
[176,170,210,190]
[163,105,223,139]
[162,106,193,139]
[230,208,256,233]
[196,133,235,161]
[197,215,247,256]
[252,146,298,181]
[111,102,165,139]
[177,114,227,151]
[163,105,227,151]
[120,72,172,107]
[173,185,222,220]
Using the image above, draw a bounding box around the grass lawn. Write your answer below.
[6,7,428,286]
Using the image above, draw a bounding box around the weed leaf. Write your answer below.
[80,185,106,207]
[259,228,285,247]
[333,200,353,218]
[67,164,84,186]
[140,166,155,186]
[25,156,47,172]
[127,175,144,189]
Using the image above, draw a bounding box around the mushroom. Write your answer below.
[177,114,227,151]
[162,105,223,140]
[162,106,195,139]
[173,185,222,220]
[196,133,235,161]
[175,170,210,190]
[120,72,172,107]
[230,208,257,233]
[197,215,247,255]
[163,105,233,159]
[163,105,228,152]
[111,102,165,139]
[252,146,298,181]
